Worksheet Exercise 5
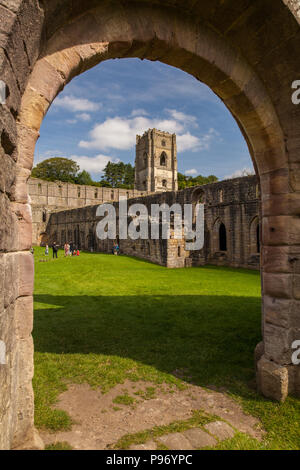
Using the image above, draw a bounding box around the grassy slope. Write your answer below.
[32,247,300,449]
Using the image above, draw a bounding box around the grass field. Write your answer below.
[33,246,300,449]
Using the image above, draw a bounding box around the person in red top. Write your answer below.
[77,250,80,256]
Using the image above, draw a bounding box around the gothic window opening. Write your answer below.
[162,179,167,188]
[160,152,167,166]
[219,223,227,251]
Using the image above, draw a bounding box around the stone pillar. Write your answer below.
[256,168,300,401]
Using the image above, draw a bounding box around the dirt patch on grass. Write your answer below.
[40,380,264,450]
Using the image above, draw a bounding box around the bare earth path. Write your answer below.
[41,380,264,450]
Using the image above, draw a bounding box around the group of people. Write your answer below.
[64,242,80,257]
[42,242,80,258]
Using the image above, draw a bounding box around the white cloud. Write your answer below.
[177,133,201,152]
[71,154,119,174]
[185,168,198,176]
[76,113,91,121]
[79,116,184,151]
[224,167,255,180]
[54,95,101,113]
[166,109,197,125]
[130,109,149,117]
[177,128,219,153]
[79,110,218,155]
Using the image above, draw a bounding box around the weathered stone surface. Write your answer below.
[204,421,235,441]
[12,202,32,251]
[130,441,157,450]
[17,251,34,297]
[16,123,39,171]
[11,165,31,203]
[18,87,50,132]
[264,323,294,364]
[263,216,300,246]
[264,296,293,328]
[182,427,217,448]
[15,296,33,339]
[158,432,194,450]
[263,273,292,299]
[257,356,289,402]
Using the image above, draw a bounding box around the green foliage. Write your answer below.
[178,172,218,190]
[74,170,94,186]
[32,158,80,183]
[45,442,73,450]
[101,161,135,188]
[113,393,136,406]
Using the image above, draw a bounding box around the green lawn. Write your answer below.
[33,246,300,449]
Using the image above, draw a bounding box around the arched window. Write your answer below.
[160,152,167,166]
[161,139,166,147]
[143,152,147,166]
[219,223,227,251]
[162,179,167,188]
[250,217,260,254]
[256,223,260,253]
[77,187,81,198]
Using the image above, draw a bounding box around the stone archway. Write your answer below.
[1,0,300,450]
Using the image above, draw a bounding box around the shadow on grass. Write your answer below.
[34,293,261,396]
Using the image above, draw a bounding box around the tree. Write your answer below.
[101,161,135,188]
[177,172,218,189]
[32,157,79,183]
[75,170,93,186]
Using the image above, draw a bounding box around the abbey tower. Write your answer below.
[134,129,178,192]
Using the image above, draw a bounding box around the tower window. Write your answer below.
[95,190,98,199]
[143,152,147,166]
[160,152,167,166]
[77,188,81,198]
[162,179,167,188]
[161,139,166,146]
[219,223,227,251]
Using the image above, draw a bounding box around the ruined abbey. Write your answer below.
[29,130,260,270]
[1,0,300,450]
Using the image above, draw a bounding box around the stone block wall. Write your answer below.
[46,176,260,270]
[28,177,147,245]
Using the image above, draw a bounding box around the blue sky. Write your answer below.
[35,58,254,181]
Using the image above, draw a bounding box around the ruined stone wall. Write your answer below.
[28,177,147,246]
[46,176,260,270]
[1,0,300,451]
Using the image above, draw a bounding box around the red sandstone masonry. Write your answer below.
[0,0,300,450]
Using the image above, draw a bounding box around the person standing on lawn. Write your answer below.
[52,242,58,259]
